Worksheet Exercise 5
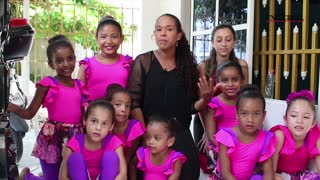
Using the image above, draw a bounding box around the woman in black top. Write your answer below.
[127,13,213,180]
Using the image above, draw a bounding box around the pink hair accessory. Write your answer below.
[286,90,315,103]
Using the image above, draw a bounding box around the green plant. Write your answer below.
[11,0,124,52]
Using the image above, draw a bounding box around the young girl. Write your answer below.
[213,85,277,180]
[59,100,127,180]
[78,15,132,102]
[195,24,248,173]
[8,35,88,180]
[136,115,187,180]
[271,90,320,179]
[205,60,244,149]
[105,83,145,177]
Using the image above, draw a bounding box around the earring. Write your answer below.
[176,41,178,47]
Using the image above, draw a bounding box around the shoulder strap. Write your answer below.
[75,79,86,104]
[123,54,132,62]
[124,120,138,137]
[76,134,113,152]
[260,131,274,154]
[102,134,113,150]
[75,134,85,152]
[48,76,59,85]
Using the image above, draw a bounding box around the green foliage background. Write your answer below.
[11,0,124,52]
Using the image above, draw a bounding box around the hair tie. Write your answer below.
[286,90,315,104]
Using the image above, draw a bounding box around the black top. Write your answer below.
[127,51,198,130]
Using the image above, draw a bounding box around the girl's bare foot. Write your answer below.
[19,167,30,180]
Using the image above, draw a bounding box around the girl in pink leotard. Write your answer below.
[205,61,244,151]
[78,15,132,102]
[136,115,187,180]
[9,35,88,180]
[271,90,320,180]
[60,100,127,180]
[105,84,145,178]
[212,85,277,180]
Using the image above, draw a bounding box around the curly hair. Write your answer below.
[205,24,238,78]
[157,14,198,96]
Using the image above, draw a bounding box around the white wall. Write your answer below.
[264,99,287,130]
[140,0,191,54]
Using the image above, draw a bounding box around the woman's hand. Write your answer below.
[197,133,208,154]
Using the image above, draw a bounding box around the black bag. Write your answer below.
[3,18,35,61]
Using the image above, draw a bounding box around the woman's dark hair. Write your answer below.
[105,83,131,102]
[85,99,115,123]
[236,84,265,111]
[147,115,180,137]
[156,14,198,96]
[205,24,238,78]
[96,15,123,37]
[47,34,74,65]
[217,60,244,81]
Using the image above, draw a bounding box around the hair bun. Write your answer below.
[48,34,69,44]
[239,84,260,96]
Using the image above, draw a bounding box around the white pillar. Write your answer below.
[246,0,255,84]
[22,0,30,96]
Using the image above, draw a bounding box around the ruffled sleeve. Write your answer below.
[163,150,187,175]
[75,79,89,106]
[105,134,124,151]
[259,131,278,162]
[36,76,59,107]
[207,97,223,121]
[214,128,238,156]
[136,146,146,171]
[126,120,146,143]
[79,57,91,80]
[307,125,320,158]
[66,137,81,152]
[122,54,133,71]
[270,125,296,155]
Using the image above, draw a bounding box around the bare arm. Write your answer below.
[262,157,274,180]
[205,108,217,146]
[7,86,48,119]
[168,160,183,180]
[131,108,145,127]
[197,62,209,128]
[129,155,138,180]
[77,64,87,84]
[114,146,128,180]
[59,146,73,180]
[272,130,284,178]
[219,144,236,180]
[125,138,141,165]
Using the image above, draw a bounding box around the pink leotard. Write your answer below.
[36,76,88,124]
[116,119,145,152]
[79,54,132,101]
[208,96,238,130]
[67,134,123,180]
[136,146,187,180]
[270,125,320,174]
[215,128,277,180]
